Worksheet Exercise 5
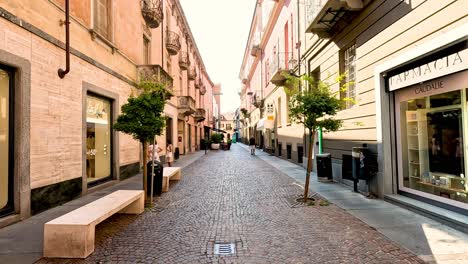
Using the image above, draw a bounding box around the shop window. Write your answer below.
[278,143,282,157]
[0,67,13,217]
[86,95,112,186]
[94,0,112,40]
[287,144,292,159]
[340,44,356,109]
[399,89,467,204]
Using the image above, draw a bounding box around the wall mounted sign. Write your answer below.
[389,48,467,91]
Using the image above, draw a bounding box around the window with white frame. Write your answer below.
[341,44,356,109]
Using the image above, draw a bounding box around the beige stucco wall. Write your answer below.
[0,18,140,189]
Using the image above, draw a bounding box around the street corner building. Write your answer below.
[238,0,468,218]
[0,0,218,227]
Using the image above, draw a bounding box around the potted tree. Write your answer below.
[286,73,352,203]
[210,133,223,150]
[114,80,167,205]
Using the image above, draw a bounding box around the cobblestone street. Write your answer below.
[40,145,423,264]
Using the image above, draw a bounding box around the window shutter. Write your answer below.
[95,0,109,38]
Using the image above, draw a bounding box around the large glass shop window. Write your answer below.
[400,89,468,204]
[86,95,111,184]
[0,68,12,216]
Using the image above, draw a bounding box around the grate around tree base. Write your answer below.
[214,243,236,255]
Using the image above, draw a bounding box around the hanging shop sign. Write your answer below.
[389,48,468,91]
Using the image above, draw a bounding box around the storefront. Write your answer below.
[86,94,113,187]
[376,26,468,213]
[0,66,13,217]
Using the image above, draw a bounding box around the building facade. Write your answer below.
[240,0,468,215]
[0,0,216,227]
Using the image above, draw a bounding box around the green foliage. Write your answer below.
[210,133,223,144]
[114,81,167,144]
[286,73,352,134]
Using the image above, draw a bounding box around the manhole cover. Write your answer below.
[214,243,236,255]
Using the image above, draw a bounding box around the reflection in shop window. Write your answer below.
[86,95,112,185]
[400,89,467,204]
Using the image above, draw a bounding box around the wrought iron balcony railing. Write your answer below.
[195,78,202,89]
[199,85,207,95]
[193,108,206,122]
[141,0,163,29]
[269,52,293,86]
[137,64,173,99]
[305,0,364,37]
[177,96,196,116]
[188,67,197,80]
[166,29,181,55]
[179,51,190,70]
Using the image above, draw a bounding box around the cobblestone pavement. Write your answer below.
[39,145,424,264]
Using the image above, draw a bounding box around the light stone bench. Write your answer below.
[43,190,144,258]
[162,167,181,192]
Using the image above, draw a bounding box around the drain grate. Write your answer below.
[214,243,236,255]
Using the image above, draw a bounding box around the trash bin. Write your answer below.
[146,160,163,196]
[352,145,371,192]
[174,147,180,160]
[316,153,333,181]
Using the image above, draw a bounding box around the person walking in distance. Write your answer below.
[249,136,256,155]
[166,139,173,167]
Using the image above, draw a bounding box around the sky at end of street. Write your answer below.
[179,0,256,114]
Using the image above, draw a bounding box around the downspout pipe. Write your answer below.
[58,0,70,79]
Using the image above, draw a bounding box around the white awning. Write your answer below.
[256,118,265,131]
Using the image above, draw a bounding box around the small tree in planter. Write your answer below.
[286,73,352,202]
[210,133,223,150]
[114,80,167,204]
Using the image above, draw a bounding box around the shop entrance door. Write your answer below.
[0,67,13,217]
[86,95,112,187]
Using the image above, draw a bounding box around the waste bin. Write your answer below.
[352,145,371,192]
[174,147,180,160]
[316,153,333,181]
[146,160,163,196]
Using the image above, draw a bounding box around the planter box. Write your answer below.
[211,143,220,150]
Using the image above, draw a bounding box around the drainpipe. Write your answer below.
[161,0,164,68]
[58,0,70,78]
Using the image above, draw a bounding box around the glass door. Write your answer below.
[0,67,13,217]
[86,95,112,186]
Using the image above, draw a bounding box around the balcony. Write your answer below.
[177,96,196,116]
[179,51,190,70]
[166,30,181,55]
[199,85,207,95]
[250,32,262,57]
[305,0,364,38]
[188,67,197,80]
[141,0,163,28]
[195,78,202,89]
[269,52,293,86]
[137,64,173,98]
[193,108,206,122]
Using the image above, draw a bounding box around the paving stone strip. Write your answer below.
[38,145,424,264]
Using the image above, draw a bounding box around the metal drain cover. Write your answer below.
[214,243,236,255]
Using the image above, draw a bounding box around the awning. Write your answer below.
[212,127,227,133]
[256,117,274,131]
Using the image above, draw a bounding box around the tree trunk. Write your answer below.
[304,129,315,200]
[142,140,148,204]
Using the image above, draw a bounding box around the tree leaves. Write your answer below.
[114,82,167,144]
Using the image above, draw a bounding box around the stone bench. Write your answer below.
[43,190,144,258]
[162,167,181,192]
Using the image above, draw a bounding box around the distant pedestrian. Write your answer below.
[148,142,162,162]
[249,136,256,155]
[166,140,173,167]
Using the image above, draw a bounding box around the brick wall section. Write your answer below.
[0,19,140,189]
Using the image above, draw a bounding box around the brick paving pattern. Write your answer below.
[39,145,424,263]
